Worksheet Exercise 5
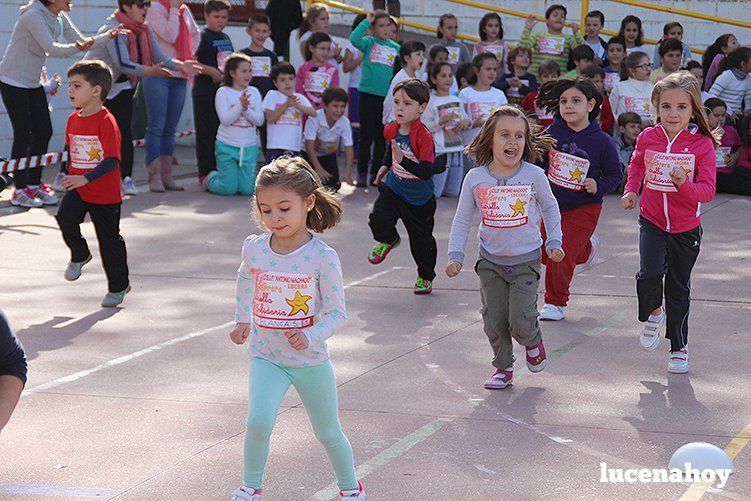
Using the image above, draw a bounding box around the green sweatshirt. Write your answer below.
[349,19,400,97]
[520,28,585,77]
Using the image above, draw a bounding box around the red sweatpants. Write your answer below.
[541,203,602,307]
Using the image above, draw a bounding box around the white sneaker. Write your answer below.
[64,255,93,281]
[30,184,59,205]
[539,303,565,321]
[230,486,262,500]
[668,347,689,374]
[51,172,66,192]
[10,188,43,208]
[585,235,600,269]
[122,176,139,196]
[639,309,664,351]
[339,481,365,499]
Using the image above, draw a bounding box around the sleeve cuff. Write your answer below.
[545,239,563,251]
[448,251,465,266]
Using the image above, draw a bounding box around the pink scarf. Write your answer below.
[114,11,153,85]
[158,0,193,61]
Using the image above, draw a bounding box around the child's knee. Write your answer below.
[245,415,275,443]
[314,426,346,449]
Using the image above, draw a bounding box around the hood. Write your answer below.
[21,0,53,17]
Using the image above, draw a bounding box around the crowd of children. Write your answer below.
[1,1,750,498]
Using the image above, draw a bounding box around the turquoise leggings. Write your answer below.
[208,140,259,196]
[243,357,358,491]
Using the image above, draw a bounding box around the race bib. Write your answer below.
[437,102,463,148]
[538,36,564,55]
[391,139,420,180]
[469,101,496,121]
[644,150,695,192]
[506,79,529,98]
[276,104,302,126]
[253,270,316,330]
[547,150,590,191]
[477,184,532,228]
[305,70,330,95]
[715,146,731,169]
[624,96,652,119]
[369,44,397,66]
[603,72,620,92]
[483,45,505,62]
[251,56,272,77]
[69,134,103,170]
[446,46,461,65]
[217,51,231,72]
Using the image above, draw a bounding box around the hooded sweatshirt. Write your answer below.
[625,124,716,233]
[543,117,623,212]
[0,0,109,88]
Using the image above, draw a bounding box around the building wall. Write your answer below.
[2,0,749,157]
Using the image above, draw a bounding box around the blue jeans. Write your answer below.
[142,77,187,164]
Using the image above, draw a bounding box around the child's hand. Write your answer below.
[75,38,96,51]
[508,77,522,88]
[373,165,389,185]
[366,11,375,23]
[61,175,88,190]
[285,330,309,351]
[524,15,538,30]
[240,89,250,110]
[547,248,565,263]
[315,167,332,182]
[457,118,471,132]
[230,323,251,345]
[670,166,687,187]
[445,262,462,277]
[569,22,580,33]
[621,191,638,210]
[391,142,404,164]
[583,178,598,194]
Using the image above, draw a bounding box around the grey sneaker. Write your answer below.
[122,176,139,196]
[64,255,92,281]
[101,285,131,307]
[10,188,43,208]
[31,184,59,205]
[51,172,66,192]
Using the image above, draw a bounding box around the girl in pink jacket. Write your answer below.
[621,71,720,374]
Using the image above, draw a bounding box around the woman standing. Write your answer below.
[144,0,200,192]
[0,0,118,208]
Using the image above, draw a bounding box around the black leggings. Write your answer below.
[357,92,385,179]
[0,82,53,189]
[105,88,135,179]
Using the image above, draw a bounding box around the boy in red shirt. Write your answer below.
[56,61,130,308]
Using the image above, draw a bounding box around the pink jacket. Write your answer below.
[146,2,200,61]
[625,124,716,233]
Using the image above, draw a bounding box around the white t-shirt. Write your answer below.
[215,86,264,148]
[262,90,313,152]
[303,109,353,156]
[422,93,468,154]
[344,40,362,89]
[459,86,508,144]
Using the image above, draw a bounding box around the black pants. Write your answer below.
[265,149,301,164]
[192,94,220,178]
[357,92,385,179]
[717,168,751,196]
[636,217,701,352]
[56,190,129,293]
[317,153,341,191]
[369,183,437,281]
[0,82,52,188]
[106,88,135,178]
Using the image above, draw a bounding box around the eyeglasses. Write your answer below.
[635,63,652,69]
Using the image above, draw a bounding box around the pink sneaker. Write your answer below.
[484,368,513,389]
[230,486,262,500]
[526,340,547,372]
[339,480,365,499]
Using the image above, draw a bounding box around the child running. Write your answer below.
[536,76,622,321]
[206,54,264,196]
[609,51,654,125]
[55,61,130,307]
[230,157,365,501]
[368,79,437,295]
[621,71,719,373]
[446,105,563,389]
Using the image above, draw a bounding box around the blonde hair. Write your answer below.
[652,71,722,147]
[465,105,556,167]
[254,156,342,233]
[299,4,328,38]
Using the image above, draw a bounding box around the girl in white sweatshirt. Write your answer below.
[206,54,264,196]
[609,51,655,126]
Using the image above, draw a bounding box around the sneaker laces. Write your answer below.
[371,242,390,257]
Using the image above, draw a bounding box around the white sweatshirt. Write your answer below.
[421,92,468,155]
[609,78,655,122]
[215,86,264,148]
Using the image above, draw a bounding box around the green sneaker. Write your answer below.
[368,237,400,264]
[413,277,433,295]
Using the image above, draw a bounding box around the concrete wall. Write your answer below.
[2,0,750,157]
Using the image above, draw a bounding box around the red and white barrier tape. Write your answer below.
[0,130,196,173]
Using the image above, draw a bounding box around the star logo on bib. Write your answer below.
[510,198,527,217]
[286,290,312,316]
[87,146,102,161]
[569,167,585,183]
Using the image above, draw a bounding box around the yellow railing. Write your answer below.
[310,0,480,42]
